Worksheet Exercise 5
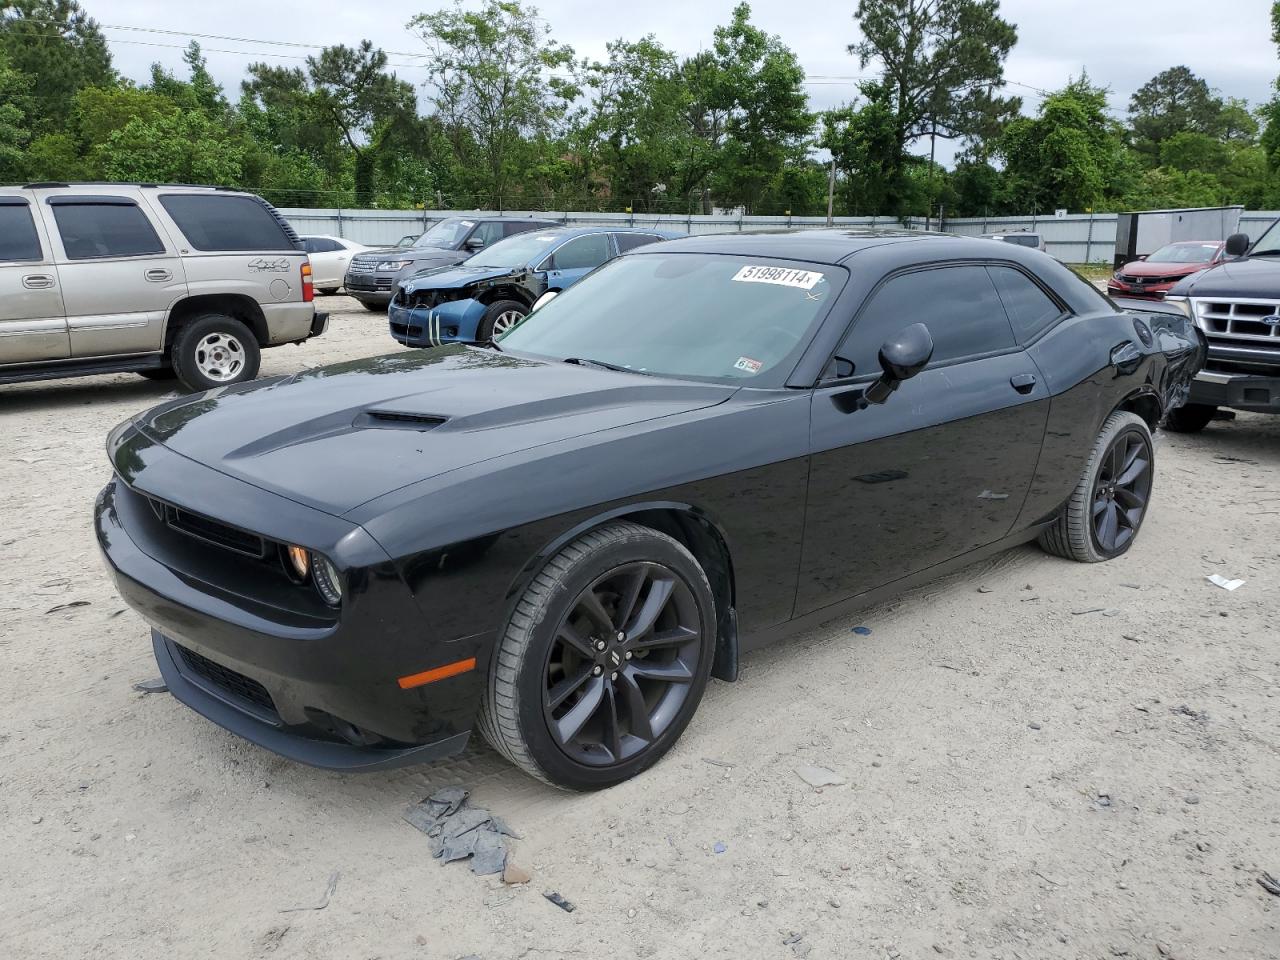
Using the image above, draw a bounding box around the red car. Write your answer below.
[1107,240,1226,299]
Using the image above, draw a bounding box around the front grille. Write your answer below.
[348,259,377,275]
[176,644,277,716]
[1120,274,1182,286]
[151,498,267,558]
[1196,299,1280,348]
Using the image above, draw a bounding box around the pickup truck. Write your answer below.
[1163,227,1280,431]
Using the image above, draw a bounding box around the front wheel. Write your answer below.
[1162,402,1216,433]
[477,522,717,790]
[171,314,261,392]
[477,299,528,341]
[1039,411,1154,563]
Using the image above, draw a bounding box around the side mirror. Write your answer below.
[464,237,484,251]
[1225,233,1250,258]
[864,322,934,405]
[1136,254,1148,261]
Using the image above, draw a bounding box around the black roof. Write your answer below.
[632,228,1016,266]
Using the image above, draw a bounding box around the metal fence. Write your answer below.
[279,207,1280,264]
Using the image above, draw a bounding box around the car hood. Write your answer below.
[1171,256,1280,298]
[401,264,528,293]
[1118,259,1208,278]
[130,345,734,516]
[353,244,459,262]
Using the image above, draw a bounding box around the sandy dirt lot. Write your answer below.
[2,296,1278,960]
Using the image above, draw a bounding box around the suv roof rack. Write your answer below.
[20,181,239,192]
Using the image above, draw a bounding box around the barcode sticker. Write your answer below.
[731,265,823,289]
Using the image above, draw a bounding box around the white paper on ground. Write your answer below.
[1206,574,1245,591]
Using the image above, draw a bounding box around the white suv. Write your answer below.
[0,183,328,392]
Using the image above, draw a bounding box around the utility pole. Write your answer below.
[826,158,836,227]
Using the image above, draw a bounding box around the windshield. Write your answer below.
[1250,218,1280,256]
[412,218,475,249]
[1146,242,1220,264]
[468,231,563,268]
[498,253,845,384]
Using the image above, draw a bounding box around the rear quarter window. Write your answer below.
[0,202,42,261]
[159,194,296,252]
[988,265,1066,342]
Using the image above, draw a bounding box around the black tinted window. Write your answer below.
[551,234,611,270]
[0,203,42,261]
[159,195,293,251]
[1006,235,1039,248]
[988,266,1064,342]
[614,233,662,253]
[503,220,549,238]
[470,221,505,248]
[51,201,165,260]
[841,266,1016,374]
[303,237,341,253]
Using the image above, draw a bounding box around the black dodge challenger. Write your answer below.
[96,230,1205,790]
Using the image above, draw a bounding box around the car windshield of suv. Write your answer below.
[1146,242,1219,264]
[467,231,562,268]
[498,253,845,385]
[412,218,475,249]
[1249,219,1280,256]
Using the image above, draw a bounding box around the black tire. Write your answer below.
[1162,402,1216,434]
[477,522,717,791]
[1039,411,1154,563]
[361,301,388,313]
[137,366,177,381]
[317,287,341,296]
[476,299,528,341]
[170,313,261,393]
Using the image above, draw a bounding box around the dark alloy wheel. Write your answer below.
[1089,427,1152,556]
[477,522,716,790]
[1039,410,1155,563]
[543,562,702,766]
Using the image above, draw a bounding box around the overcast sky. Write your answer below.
[92,0,1279,166]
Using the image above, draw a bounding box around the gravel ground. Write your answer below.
[2,295,1278,960]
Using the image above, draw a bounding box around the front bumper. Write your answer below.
[95,445,488,771]
[343,273,397,306]
[1107,280,1175,299]
[1189,368,1280,413]
[389,298,487,347]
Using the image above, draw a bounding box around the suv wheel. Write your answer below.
[477,300,528,340]
[1039,411,1154,563]
[1162,402,1216,434]
[171,314,261,392]
[477,522,717,790]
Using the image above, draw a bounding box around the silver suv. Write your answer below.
[0,183,328,392]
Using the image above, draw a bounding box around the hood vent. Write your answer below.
[358,410,447,431]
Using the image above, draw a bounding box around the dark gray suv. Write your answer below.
[344,216,558,311]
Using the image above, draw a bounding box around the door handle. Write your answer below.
[145,269,172,282]
[22,274,55,289]
[1010,373,1037,394]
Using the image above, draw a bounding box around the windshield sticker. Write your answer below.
[459,220,475,227]
[734,356,764,374]
[732,265,823,289]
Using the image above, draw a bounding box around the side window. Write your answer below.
[307,237,340,253]
[503,220,544,238]
[470,221,506,248]
[839,266,1016,376]
[301,238,320,253]
[49,199,165,260]
[988,265,1065,343]
[613,233,662,253]
[0,202,43,261]
[158,194,294,251]
[550,234,611,271]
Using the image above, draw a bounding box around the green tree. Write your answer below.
[0,51,31,180]
[98,110,246,185]
[848,0,1019,208]
[410,0,578,206]
[0,0,114,134]
[821,83,917,216]
[1128,66,1226,161]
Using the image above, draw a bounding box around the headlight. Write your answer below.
[1165,295,1193,321]
[312,554,343,607]
[376,260,412,272]
[284,544,310,581]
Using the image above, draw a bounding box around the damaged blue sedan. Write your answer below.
[388,226,681,346]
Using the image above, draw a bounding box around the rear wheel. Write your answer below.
[477,299,527,341]
[478,522,717,790]
[1162,402,1216,433]
[317,287,341,296]
[1039,411,1154,563]
[171,313,261,392]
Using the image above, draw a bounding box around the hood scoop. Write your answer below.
[357,410,447,431]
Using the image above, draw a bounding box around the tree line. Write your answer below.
[3,0,1280,218]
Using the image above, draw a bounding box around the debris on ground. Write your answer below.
[543,890,575,912]
[712,841,727,854]
[1206,574,1245,591]
[131,678,168,695]
[403,787,520,876]
[795,765,847,788]
[280,871,339,913]
[851,625,872,635]
[702,757,733,768]
[45,600,90,614]
[501,862,531,885]
[1258,872,1280,896]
